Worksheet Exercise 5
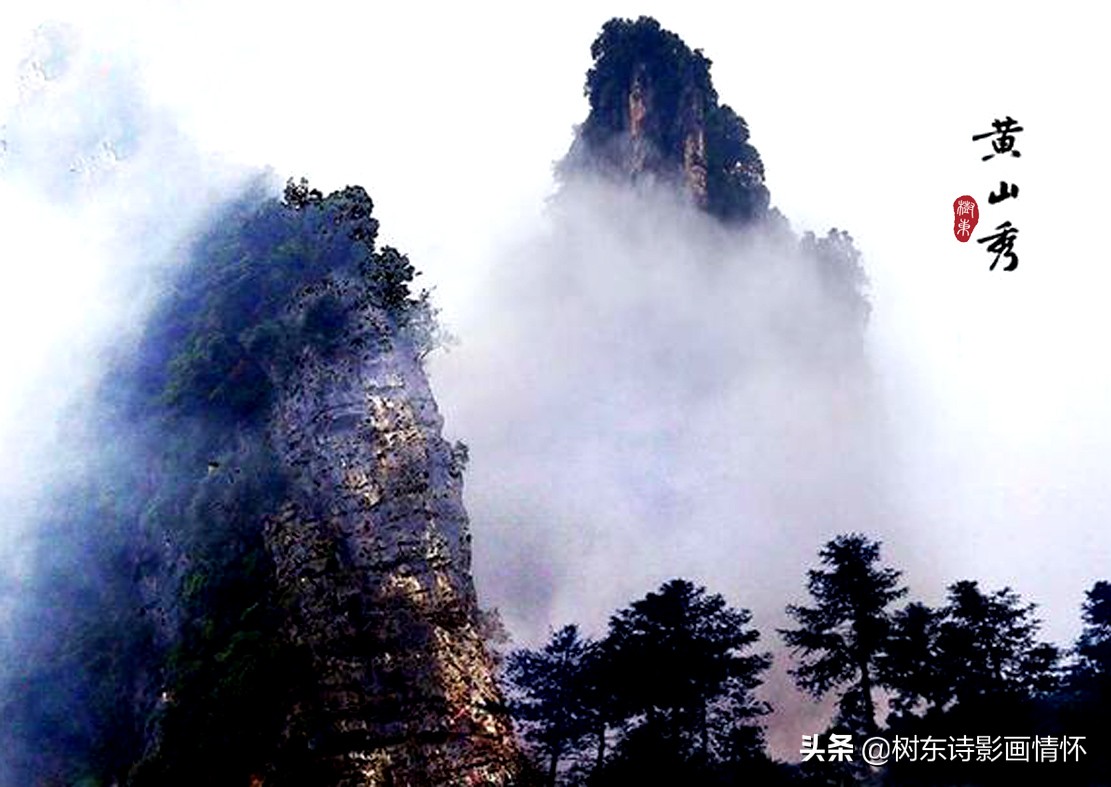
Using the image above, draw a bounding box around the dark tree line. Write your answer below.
[502,579,779,786]
[504,535,1111,786]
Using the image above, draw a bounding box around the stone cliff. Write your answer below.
[262,277,521,785]
[589,61,710,207]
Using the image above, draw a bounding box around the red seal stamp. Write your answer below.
[953,195,978,242]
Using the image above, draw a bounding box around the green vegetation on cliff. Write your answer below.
[140,179,442,421]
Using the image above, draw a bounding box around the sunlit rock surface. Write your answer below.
[264,281,520,785]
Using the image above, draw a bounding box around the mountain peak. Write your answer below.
[564,16,770,224]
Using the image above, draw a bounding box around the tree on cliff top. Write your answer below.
[139,178,446,422]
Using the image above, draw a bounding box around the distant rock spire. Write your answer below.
[562,16,770,224]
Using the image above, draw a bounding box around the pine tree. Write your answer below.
[935,580,1060,710]
[601,579,770,770]
[879,601,949,721]
[1063,581,1111,781]
[1072,580,1111,690]
[780,533,907,733]
[504,625,595,785]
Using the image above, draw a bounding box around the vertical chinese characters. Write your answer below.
[972,116,1023,271]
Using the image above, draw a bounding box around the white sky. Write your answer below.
[2,0,1110,752]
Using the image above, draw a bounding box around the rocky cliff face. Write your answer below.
[617,64,709,207]
[262,278,520,785]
